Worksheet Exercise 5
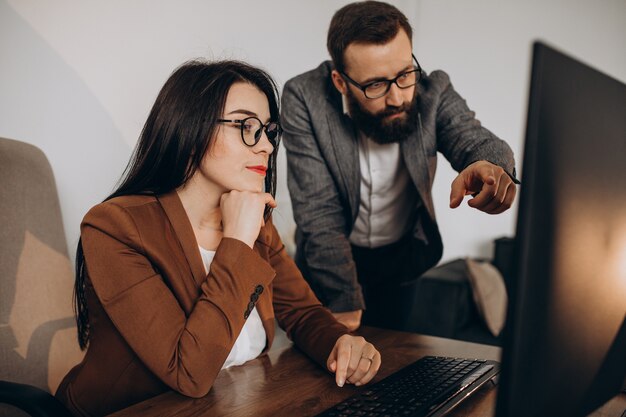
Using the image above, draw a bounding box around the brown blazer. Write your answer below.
[55,191,349,416]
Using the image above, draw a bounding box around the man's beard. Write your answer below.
[346,90,419,144]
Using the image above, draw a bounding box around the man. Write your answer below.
[281,1,518,332]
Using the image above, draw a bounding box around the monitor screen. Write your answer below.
[496,42,626,417]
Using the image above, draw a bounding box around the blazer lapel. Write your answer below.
[325,85,360,221]
[157,191,206,287]
[400,115,436,219]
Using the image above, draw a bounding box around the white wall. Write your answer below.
[1,0,625,263]
[414,0,626,260]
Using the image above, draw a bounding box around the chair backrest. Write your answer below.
[0,137,84,397]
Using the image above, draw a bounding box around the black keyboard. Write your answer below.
[317,356,499,417]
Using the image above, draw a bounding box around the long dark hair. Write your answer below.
[74,60,281,349]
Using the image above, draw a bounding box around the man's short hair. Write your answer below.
[327,1,413,72]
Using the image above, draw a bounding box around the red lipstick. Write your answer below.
[246,166,267,176]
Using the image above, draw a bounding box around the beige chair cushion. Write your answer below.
[0,137,84,395]
[465,258,508,337]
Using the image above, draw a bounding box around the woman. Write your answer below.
[55,60,381,416]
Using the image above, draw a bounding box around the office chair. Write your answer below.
[0,137,83,417]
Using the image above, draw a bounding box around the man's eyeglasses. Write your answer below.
[217,116,282,148]
[340,54,422,99]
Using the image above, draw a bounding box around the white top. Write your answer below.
[198,246,266,369]
[343,96,417,248]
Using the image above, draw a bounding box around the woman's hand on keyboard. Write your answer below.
[327,335,381,388]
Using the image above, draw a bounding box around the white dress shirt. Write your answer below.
[199,245,266,369]
[343,96,417,248]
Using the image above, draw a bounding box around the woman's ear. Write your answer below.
[331,70,348,96]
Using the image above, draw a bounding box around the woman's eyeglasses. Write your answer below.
[217,116,282,148]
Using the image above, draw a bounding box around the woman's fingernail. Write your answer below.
[338,378,344,387]
[355,382,362,387]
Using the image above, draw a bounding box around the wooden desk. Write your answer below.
[110,326,626,417]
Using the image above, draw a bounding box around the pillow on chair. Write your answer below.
[465,258,508,337]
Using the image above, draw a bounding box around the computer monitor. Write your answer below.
[496,42,626,416]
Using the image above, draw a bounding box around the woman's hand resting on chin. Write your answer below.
[220,190,277,248]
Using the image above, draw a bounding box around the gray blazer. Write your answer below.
[281,61,517,312]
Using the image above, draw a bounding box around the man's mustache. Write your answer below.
[376,103,411,119]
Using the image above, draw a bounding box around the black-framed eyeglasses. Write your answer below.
[217,116,282,148]
[340,54,422,99]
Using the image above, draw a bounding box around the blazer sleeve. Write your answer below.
[261,219,350,368]
[81,202,276,398]
[281,77,365,313]
[426,71,518,179]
